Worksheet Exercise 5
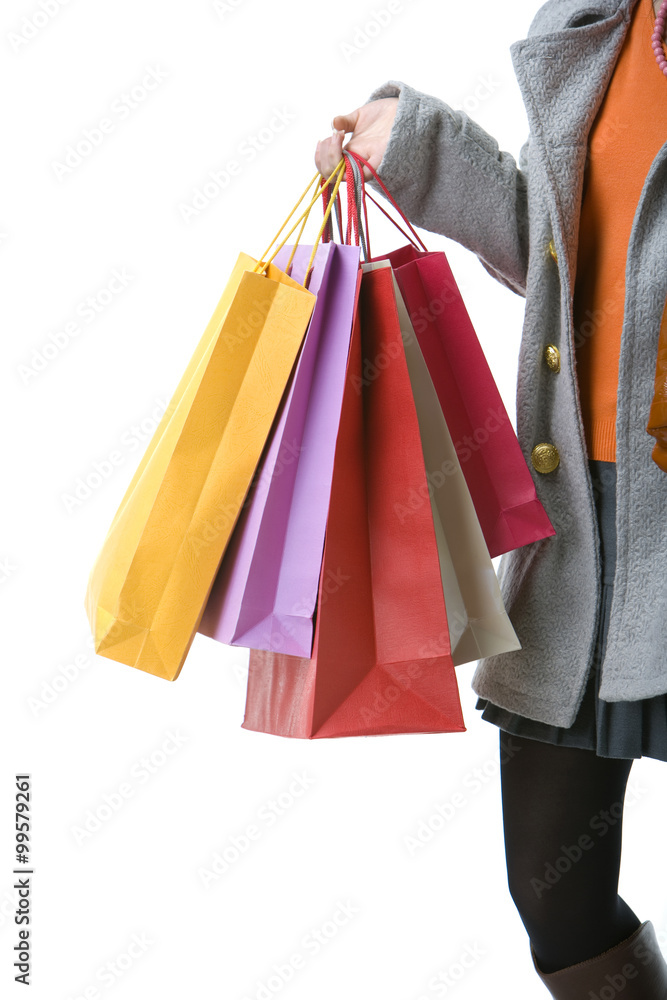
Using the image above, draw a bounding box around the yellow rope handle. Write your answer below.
[255,170,324,268]
[254,160,344,268]
[302,162,346,287]
[253,158,346,278]
[284,172,322,274]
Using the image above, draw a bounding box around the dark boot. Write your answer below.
[531,920,667,998]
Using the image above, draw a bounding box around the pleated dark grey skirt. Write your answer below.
[475,458,667,761]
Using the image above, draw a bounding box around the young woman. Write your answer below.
[315,0,667,995]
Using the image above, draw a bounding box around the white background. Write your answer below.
[3,0,667,997]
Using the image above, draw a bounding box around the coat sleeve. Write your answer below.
[364,80,530,298]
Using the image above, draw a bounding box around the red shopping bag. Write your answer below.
[241,265,465,738]
[346,150,556,558]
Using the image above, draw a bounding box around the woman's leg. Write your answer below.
[499,728,641,974]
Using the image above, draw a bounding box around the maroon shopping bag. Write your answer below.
[340,148,555,558]
[372,243,556,556]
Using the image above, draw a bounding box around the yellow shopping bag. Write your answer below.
[85,165,345,681]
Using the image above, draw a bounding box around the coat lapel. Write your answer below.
[509,0,639,289]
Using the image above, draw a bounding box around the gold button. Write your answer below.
[531,443,560,473]
[548,239,558,263]
[544,344,560,372]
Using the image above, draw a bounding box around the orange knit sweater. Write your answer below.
[572,0,667,462]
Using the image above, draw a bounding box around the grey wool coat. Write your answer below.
[365,0,667,727]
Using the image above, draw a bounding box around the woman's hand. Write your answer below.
[314,98,399,182]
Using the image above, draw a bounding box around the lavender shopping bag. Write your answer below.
[198,241,361,657]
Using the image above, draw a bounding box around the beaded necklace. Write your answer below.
[653,0,667,74]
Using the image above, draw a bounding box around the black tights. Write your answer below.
[499,728,642,974]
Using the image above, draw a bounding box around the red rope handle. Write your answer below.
[346,152,371,256]
[344,150,428,252]
[344,154,360,248]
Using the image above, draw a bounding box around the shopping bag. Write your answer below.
[84,252,316,681]
[343,149,556,558]
[372,244,556,556]
[198,241,361,657]
[241,264,465,738]
[84,158,354,682]
[361,259,521,664]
